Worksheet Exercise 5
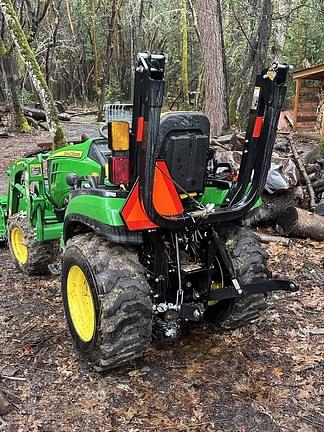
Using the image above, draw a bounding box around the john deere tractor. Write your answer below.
[0,53,298,370]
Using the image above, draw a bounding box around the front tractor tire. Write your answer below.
[7,212,57,275]
[61,233,153,371]
[209,224,271,329]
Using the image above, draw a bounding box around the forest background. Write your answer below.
[0,0,323,142]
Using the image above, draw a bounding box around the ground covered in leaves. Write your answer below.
[0,129,323,431]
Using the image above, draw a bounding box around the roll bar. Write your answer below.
[131,53,291,229]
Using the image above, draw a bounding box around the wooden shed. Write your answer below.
[293,64,324,136]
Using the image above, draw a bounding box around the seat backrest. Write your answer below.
[157,112,210,193]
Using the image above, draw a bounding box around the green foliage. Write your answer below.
[105,79,122,103]
[1,0,324,125]
[17,113,31,133]
[284,1,324,68]
[20,88,35,106]
[53,122,67,149]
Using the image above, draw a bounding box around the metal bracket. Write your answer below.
[208,279,298,301]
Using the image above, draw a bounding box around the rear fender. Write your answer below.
[63,192,142,245]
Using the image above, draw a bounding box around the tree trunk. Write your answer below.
[90,0,99,99]
[0,0,67,149]
[45,0,62,88]
[193,0,229,136]
[276,207,324,241]
[97,0,118,122]
[180,0,190,110]
[238,0,273,128]
[65,0,75,38]
[228,0,261,122]
[0,41,30,132]
[272,0,291,61]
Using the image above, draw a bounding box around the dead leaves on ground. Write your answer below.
[0,238,323,431]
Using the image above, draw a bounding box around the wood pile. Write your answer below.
[212,131,324,241]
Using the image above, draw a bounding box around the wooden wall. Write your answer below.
[293,78,321,133]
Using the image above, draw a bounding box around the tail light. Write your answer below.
[109,156,129,185]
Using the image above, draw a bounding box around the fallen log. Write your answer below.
[26,116,39,129]
[305,162,321,175]
[69,110,98,117]
[312,179,324,191]
[276,207,324,241]
[256,233,292,246]
[23,107,70,122]
[57,112,71,121]
[244,187,305,226]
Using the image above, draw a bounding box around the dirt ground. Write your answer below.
[0,126,323,432]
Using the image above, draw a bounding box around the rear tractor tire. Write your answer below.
[7,212,58,275]
[209,225,271,329]
[61,233,153,371]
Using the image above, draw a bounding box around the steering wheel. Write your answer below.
[99,124,108,140]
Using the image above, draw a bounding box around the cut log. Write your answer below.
[312,179,324,191]
[256,233,292,246]
[276,207,324,241]
[244,187,305,226]
[305,163,321,175]
[57,113,70,121]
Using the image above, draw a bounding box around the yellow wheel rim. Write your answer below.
[11,227,28,264]
[208,282,222,306]
[67,265,96,342]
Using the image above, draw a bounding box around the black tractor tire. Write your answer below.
[209,224,271,329]
[61,233,153,371]
[7,212,58,275]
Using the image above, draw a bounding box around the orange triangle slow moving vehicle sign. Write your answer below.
[121,161,184,231]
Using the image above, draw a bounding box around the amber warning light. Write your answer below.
[108,121,130,151]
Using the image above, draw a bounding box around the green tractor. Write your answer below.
[0,53,297,370]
